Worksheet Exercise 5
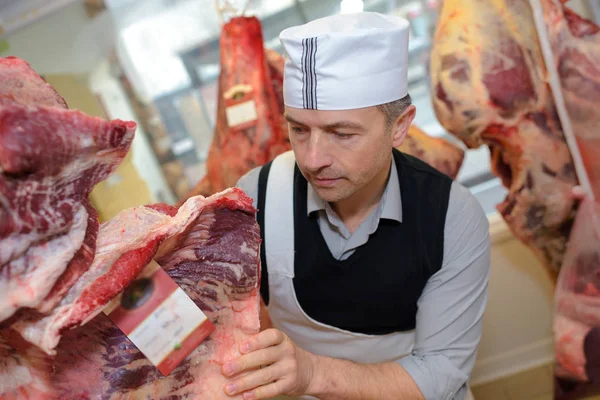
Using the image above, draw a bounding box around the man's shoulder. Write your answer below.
[235,166,263,208]
[447,181,489,229]
[443,180,491,261]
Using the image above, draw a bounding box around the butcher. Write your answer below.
[222,11,491,400]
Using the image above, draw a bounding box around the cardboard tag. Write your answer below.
[224,84,258,131]
[103,260,215,376]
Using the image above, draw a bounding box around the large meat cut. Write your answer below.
[0,188,261,399]
[428,0,595,273]
[201,16,290,197]
[0,57,135,323]
[1,55,264,399]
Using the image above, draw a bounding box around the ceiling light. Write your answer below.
[340,0,364,14]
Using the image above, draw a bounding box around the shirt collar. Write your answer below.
[306,159,403,223]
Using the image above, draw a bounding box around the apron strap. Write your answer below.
[256,150,297,305]
[257,160,272,305]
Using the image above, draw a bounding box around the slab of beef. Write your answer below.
[0,57,136,322]
[538,0,600,201]
[429,0,592,273]
[1,188,261,399]
[265,48,286,116]
[553,197,600,393]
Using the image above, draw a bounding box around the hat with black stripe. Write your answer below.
[278,11,410,111]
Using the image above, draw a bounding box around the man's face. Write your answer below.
[284,105,411,203]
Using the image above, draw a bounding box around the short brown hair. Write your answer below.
[376,94,412,132]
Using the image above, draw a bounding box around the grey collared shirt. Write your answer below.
[236,160,491,400]
[306,160,401,260]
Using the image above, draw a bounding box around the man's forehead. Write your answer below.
[284,106,380,126]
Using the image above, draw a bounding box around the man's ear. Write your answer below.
[391,105,416,148]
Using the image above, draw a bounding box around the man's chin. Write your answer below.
[311,186,349,203]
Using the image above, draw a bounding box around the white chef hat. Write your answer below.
[279,11,410,111]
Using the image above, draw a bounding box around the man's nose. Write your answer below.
[304,133,332,172]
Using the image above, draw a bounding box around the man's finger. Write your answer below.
[223,364,284,396]
[222,346,282,377]
[240,329,287,354]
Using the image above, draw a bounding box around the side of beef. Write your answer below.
[1,188,261,400]
[429,0,582,273]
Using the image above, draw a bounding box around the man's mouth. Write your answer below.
[312,177,341,187]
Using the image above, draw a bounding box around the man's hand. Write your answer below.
[222,329,317,399]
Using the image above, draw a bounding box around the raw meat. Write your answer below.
[429,0,588,273]
[0,58,136,322]
[553,197,600,392]
[1,188,261,399]
[398,125,464,179]
[201,16,290,197]
[538,0,600,201]
[265,48,286,116]
[0,57,67,109]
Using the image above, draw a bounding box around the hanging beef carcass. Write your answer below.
[185,17,291,200]
[428,0,600,273]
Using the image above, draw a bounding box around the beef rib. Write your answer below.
[1,188,261,399]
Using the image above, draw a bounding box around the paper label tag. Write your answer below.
[224,84,258,131]
[226,100,258,127]
[103,260,215,376]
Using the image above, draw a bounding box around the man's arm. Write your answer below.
[397,181,491,399]
[306,355,425,399]
[221,327,425,400]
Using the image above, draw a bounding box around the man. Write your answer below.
[220,11,491,400]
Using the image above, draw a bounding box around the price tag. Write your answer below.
[103,260,215,376]
[224,84,258,131]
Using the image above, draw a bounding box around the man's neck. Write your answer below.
[331,158,392,234]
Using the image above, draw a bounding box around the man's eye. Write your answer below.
[291,127,307,134]
[334,132,353,139]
